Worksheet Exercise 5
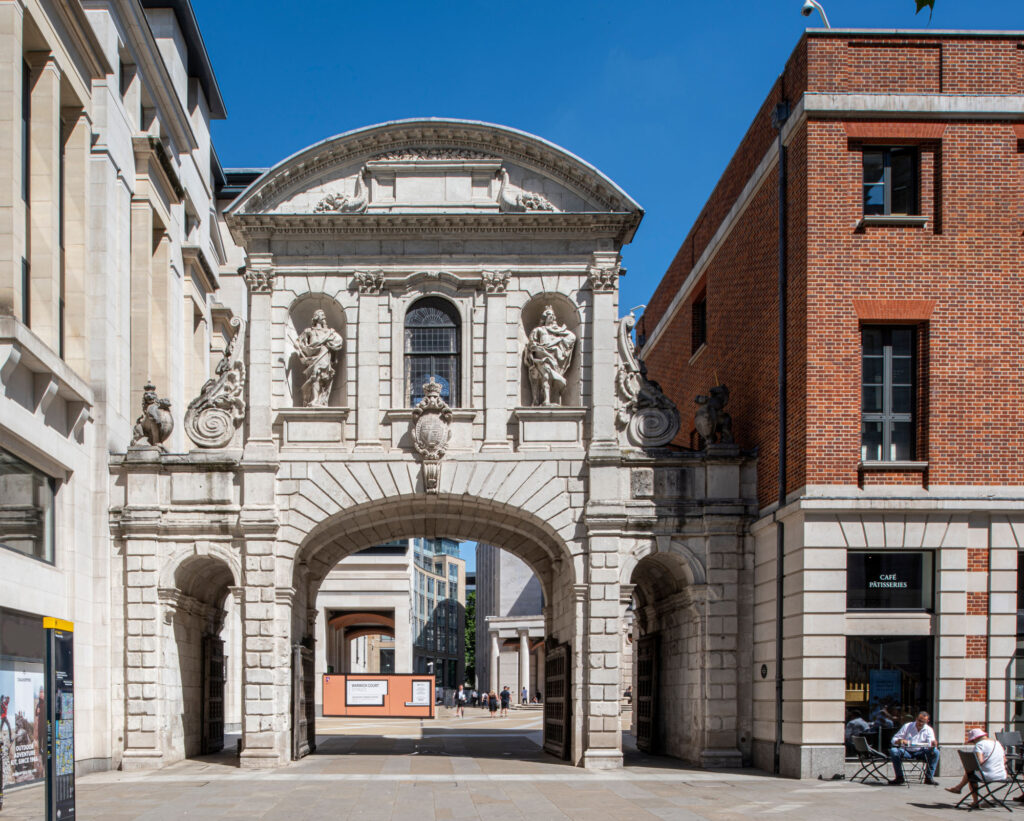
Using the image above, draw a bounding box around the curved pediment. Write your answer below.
[226,119,642,219]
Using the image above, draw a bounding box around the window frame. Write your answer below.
[404,297,461,407]
[862,146,920,217]
[691,292,707,354]
[861,325,916,463]
[0,447,57,564]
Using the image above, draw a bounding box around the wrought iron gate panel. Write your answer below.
[635,634,658,753]
[543,642,571,760]
[201,635,225,755]
[292,643,316,760]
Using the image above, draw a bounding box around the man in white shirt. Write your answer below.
[889,710,940,785]
[944,728,1007,808]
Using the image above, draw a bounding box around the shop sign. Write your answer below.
[848,552,928,610]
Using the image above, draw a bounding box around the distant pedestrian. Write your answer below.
[471,689,479,707]
[500,686,511,717]
[488,690,498,717]
[456,685,466,718]
[521,686,528,704]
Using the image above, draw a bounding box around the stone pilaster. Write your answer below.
[582,512,625,770]
[586,252,619,457]
[0,3,25,318]
[61,107,90,375]
[354,270,382,450]
[481,270,510,450]
[27,52,61,352]
[243,261,275,461]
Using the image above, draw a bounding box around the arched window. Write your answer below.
[404,297,460,406]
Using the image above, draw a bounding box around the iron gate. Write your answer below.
[291,643,316,760]
[635,633,659,753]
[543,641,571,760]
[201,634,225,754]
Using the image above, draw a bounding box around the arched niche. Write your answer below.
[285,294,348,407]
[519,294,582,407]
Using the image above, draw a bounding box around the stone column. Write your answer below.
[0,3,25,319]
[354,270,382,450]
[489,631,499,694]
[586,253,620,457]
[518,629,530,703]
[61,107,90,374]
[482,270,510,450]
[27,52,61,351]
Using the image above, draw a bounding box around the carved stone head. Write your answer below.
[311,309,327,327]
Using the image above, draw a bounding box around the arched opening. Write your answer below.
[285,494,579,765]
[626,550,699,764]
[161,554,239,764]
[404,297,461,406]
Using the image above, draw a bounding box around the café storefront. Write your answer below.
[844,551,934,757]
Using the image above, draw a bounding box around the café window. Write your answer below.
[847,551,932,610]
[845,635,934,758]
[861,325,916,462]
[0,448,56,563]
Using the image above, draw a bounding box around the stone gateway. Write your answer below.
[108,119,756,772]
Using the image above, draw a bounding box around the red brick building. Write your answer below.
[640,30,1024,778]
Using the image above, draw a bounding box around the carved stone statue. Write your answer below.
[130,382,174,449]
[411,377,452,493]
[184,317,246,448]
[614,313,680,448]
[694,385,733,445]
[524,306,576,406]
[295,309,344,407]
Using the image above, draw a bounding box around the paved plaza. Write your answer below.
[1,710,989,820]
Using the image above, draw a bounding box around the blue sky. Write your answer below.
[198,1,1023,314]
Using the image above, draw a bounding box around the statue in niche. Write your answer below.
[694,384,733,445]
[524,306,577,406]
[295,309,344,407]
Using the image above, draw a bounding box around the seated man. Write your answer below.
[889,710,940,785]
[945,728,1007,808]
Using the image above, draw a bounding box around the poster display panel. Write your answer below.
[0,663,45,787]
[323,674,434,718]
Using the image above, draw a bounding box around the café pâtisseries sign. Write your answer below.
[848,552,928,610]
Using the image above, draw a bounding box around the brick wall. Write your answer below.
[641,32,1024,508]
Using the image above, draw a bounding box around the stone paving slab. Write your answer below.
[0,712,994,820]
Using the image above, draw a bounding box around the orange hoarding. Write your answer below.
[322,674,435,718]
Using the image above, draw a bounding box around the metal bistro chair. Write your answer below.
[956,748,1013,812]
[851,735,892,784]
[995,732,1024,801]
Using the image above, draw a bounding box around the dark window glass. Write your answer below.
[21,62,30,203]
[844,635,934,759]
[691,295,707,353]
[862,148,919,216]
[847,552,932,610]
[405,298,460,406]
[21,258,30,326]
[861,325,916,462]
[0,449,56,563]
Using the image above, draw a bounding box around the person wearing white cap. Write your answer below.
[889,710,940,785]
[944,728,1007,807]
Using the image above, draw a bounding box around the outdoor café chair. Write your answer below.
[995,732,1024,800]
[956,749,1012,812]
[851,735,892,784]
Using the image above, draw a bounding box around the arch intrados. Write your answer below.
[327,612,396,631]
[341,627,396,643]
[295,494,572,598]
[630,552,690,606]
[171,554,236,606]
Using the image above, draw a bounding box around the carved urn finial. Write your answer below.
[410,377,453,493]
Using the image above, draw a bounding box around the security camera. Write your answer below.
[801,1,814,16]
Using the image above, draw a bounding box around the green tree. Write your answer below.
[463,590,476,685]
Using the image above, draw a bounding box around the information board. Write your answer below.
[408,680,431,706]
[44,617,74,821]
[346,679,388,706]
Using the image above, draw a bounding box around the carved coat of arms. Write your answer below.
[411,377,452,492]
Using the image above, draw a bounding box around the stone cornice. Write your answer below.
[227,212,641,245]
[226,120,643,219]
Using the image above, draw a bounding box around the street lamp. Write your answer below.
[801,0,831,28]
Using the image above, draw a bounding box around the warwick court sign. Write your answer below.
[109,120,756,771]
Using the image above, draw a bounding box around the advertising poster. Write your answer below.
[869,669,902,704]
[6,667,45,785]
